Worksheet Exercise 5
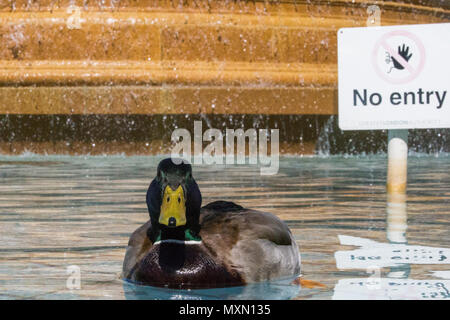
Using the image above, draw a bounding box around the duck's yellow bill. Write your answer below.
[159,185,186,227]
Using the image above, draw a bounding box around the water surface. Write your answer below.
[0,154,449,299]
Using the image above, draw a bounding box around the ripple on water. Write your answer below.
[0,154,449,299]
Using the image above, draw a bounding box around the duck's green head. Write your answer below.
[146,158,202,241]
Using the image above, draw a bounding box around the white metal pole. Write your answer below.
[386,130,409,278]
[386,193,407,244]
[387,130,408,194]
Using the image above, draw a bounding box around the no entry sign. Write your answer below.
[338,23,450,130]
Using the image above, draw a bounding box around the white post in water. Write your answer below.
[387,130,408,194]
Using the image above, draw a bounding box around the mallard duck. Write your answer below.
[122,158,301,289]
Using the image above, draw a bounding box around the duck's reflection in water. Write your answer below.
[122,276,300,300]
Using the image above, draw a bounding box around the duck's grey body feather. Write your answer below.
[199,203,301,283]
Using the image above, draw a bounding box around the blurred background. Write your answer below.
[0,0,448,156]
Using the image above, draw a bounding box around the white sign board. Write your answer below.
[338,23,450,130]
[334,235,450,270]
[333,278,450,300]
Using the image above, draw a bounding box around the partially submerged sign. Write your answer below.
[338,23,450,130]
[333,278,450,300]
[334,235,450,299]
[335,235,450,270]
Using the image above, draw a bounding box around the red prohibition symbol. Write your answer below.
[372,30,426,85]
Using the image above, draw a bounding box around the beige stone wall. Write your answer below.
[0,0,448,115]
[0,1,448,155]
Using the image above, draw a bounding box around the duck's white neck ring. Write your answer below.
[154,239,202,245]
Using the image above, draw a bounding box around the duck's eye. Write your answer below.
[178,197,181,203]
[167,196,170,203]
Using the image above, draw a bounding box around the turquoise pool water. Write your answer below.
[0,154,449,299]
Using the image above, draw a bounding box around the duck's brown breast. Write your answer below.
[128,241,244,289]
